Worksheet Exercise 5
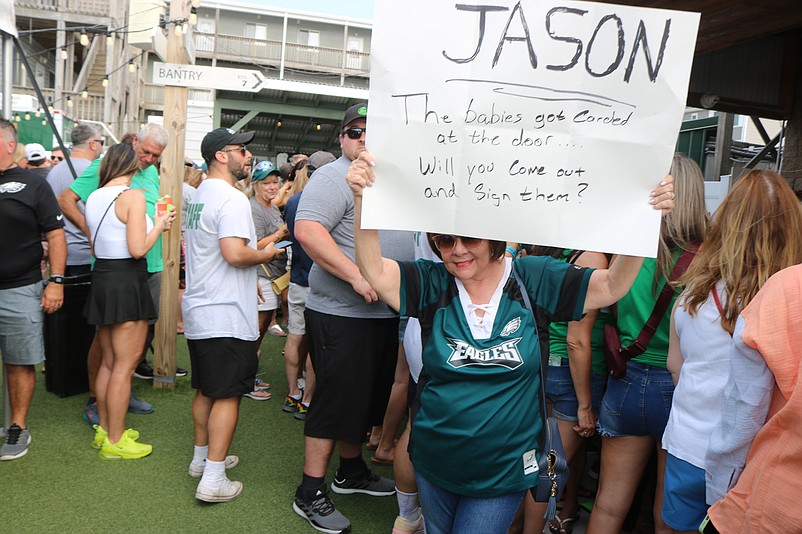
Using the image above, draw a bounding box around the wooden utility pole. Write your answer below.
[153,0,191,388]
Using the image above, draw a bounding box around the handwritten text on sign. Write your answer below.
[362,1,700,257]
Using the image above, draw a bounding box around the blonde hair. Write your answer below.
[289,165,310,196]
[681,170,802,333]
[654,154,709,292]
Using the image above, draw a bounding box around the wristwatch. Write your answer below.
[48,274,65,284]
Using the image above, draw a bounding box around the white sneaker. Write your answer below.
[188,454,240,477]
[195,477,243,503]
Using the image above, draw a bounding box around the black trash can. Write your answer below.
[44,273,94,397]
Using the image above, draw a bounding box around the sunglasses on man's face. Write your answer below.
[220,146,248,157]
[431,235,484,253]
[343,127,366,140]
[50,155,64,161]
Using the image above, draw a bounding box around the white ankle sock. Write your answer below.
[192,445,209,464]
[396,489,420,521]
[200,459,225,486]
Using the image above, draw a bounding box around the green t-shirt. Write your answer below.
[70,159,163,273]
[398,256,593,497]
[547,250,611,376]
[615,252,682,368]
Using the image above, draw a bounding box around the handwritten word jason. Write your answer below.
[442,3,671,83]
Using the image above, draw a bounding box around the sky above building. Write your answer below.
[238,0,375,20]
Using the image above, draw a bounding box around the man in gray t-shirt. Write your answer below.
[292,104,414,533]
[45,123,103,272]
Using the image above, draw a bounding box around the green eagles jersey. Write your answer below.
[398,256,593,497]
[70,159,163,273]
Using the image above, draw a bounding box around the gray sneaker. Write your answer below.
[331,469,395,496]
[293,484,352,533]
[0,424,31,461]
[128,393,154,414]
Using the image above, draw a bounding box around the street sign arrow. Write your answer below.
[152,62,267,93]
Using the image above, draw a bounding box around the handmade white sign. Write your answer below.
[363,0,700,257]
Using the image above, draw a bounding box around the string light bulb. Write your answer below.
[277,120,282,127]
[80,31,89,47]
[191,0,201,7]
[174,23,183,36]
[24,112,30,120]
[102,76,109,88]
[315,123,322,131]
[106,31,113,46]
[48,101,54,112]
[35,109,41,117]
[42,119,47,126]
[128,60,136,73]
[81,88,89,99]
[14,115,21,122]
[67,96,73,107]
[61,48,68,60]
[189,7,198,25]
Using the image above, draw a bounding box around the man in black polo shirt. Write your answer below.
[0,119,66,460]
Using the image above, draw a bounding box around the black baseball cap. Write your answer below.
[201,128,255,163]
[340,103,368,131]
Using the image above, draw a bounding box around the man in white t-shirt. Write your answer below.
[182,127,284,503]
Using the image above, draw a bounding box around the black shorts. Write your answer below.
[304,309,398,444]
[188,337,258,398]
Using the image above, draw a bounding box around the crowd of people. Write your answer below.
[2,101,802,534]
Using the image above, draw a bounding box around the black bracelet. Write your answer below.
[49,274,65,284]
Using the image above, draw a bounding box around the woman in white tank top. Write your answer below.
[661,170,802,533]
[84,143,174,461]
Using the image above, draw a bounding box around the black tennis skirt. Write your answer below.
[84,258,157,326]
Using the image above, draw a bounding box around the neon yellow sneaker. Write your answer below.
[98,433,152,460]
[92,425,141,450]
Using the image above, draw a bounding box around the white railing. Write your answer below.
[13,85,105,122]
[15,0,108,17]
[193,32,370,76]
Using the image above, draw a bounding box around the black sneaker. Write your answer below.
[133,361,154,380]
[293,484,351,534]
[175,366,188,377]
[331,469,395,497]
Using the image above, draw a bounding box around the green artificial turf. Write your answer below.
[1,333,398,533]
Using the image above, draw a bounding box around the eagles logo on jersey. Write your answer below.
[0,182,26,194]
[446,338,524,369]
[500,317,522,336]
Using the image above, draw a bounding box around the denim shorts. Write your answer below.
[662,452,707,531]
[546,359,607,422]
[597,360,674,440]
[0,281,46,365]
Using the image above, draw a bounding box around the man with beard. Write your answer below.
[183,128,284,502]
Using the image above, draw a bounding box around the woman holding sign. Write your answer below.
[345,150,674,534]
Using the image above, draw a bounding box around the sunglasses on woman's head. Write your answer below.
[431,235,484,253]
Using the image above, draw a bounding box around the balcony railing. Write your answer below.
[143,84,213,110]
[194,32,370,77]
[13,85,105,122]
[15,0,109,17]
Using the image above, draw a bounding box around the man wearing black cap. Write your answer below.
[183,128,285,502]
[292,104,414,532]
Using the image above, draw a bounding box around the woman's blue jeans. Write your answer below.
[416,473,525,534]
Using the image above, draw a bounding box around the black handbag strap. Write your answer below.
[511,261,551,456]
[92,189,127,245]
[620,244,698,357]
